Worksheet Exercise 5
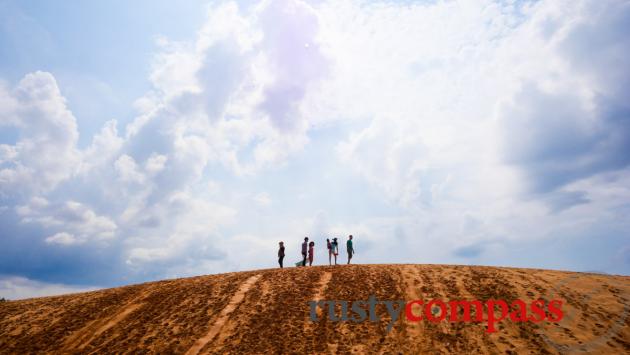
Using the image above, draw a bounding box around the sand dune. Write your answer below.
[1,264,629,354]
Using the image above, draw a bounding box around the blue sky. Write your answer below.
[1,0,629,299]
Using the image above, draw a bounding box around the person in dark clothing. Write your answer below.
[347,235,354,264]
[278,241,285,268]
[301,237,309,267]
[327,238,332,265]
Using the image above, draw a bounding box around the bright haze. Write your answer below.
[1,0,629,299]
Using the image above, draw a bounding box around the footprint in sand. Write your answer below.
[312,271,332,318]
[185,274,261,355]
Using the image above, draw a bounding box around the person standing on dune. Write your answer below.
[331,237,339,265]
[301,237,309,267]
[347,235,354,264]
[327,238,332,265]
[308,241,315,266]
[278,241,285,268]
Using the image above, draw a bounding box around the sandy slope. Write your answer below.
[0,264,628,354]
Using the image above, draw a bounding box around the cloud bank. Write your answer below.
[1,0,629,298]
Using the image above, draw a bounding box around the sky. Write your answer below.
[1,0,629,299]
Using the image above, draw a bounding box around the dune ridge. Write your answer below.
[0,264,629,354]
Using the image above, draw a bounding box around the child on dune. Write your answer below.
[308,241,315,266]
[331,238,339,265]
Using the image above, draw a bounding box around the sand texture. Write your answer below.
[1,264,629,354]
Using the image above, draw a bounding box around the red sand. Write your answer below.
[1,264,628,354]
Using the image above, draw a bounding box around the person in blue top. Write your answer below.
[347,235,354,264]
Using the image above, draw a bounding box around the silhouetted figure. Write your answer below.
[301,237,309,267]
[278,241,285,268]
[331,237,339,265]
[308,241,315,266]
[327,238,332,265]
[347,235,354,264]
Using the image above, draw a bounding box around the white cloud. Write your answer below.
[1,0,629,293]
[0,276,98,300]
[497,0,630,205]
[253,192,272,207]
[123,190,235,269]
[114,154,145,184]
[145,153,168,175]
[17,198,117,244]
[319,0,630,215]
[78,119,123,174]
[124,0,326,178]
[0,71,80,195]
[45,232,79,246]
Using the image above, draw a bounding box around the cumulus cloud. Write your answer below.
[2,0,329,282]
[0,71,79,195]
[318,0,519,210]
[123,190,235,270]
[45,232,79,246]
[126,0,326,177]
[498,0,630,209]
[114,154,146,184]
[325,0,630,218]
[78,119,124,174]
[1,0,629,298]
[17,197,117,244]
[316,0,630,265]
